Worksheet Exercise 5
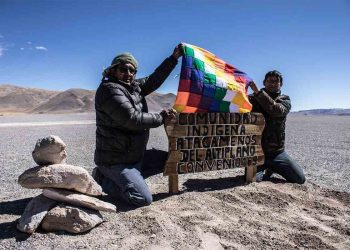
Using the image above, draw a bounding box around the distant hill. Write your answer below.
[0,84,58,112]
[30,88,95,113]
[292,109,350,116]
[0,84,175,114]
[146,92,176,112]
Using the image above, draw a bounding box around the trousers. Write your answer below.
[93,161,153,207]
[256,151,306,184]
[92,149,167,207]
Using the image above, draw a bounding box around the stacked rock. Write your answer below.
[17,135,116,234]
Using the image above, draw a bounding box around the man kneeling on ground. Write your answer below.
[93,44,183,207]
[247,70,306,184]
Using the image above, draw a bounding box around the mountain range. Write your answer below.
[0,84,348,115]
[292,109,350,116]
[0,84,176,114]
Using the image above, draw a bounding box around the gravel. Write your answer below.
[285,114,350,192]
[1,113,349,195]
[0,113,349,248]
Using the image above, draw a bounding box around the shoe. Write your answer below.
[256,170,264,182]
[262,168,273,181]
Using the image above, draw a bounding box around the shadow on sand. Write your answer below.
[152,175,247,202]
[153,175,287,202]
[141,149,289,201]
[0,220,30,241]
[0,197,31,215]
[0,198,32,241]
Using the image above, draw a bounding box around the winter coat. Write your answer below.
[248,88,291,156]
[94,56,178,166]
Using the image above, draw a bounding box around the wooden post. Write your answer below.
[169,175,179,194]
[245,166,257,183]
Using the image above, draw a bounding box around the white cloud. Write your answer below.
[20,47,25,50]
[35,46,48,51]
[0,45,5,57]
[27,41,32,45]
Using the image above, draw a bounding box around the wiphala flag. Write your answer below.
[174,43,252,113]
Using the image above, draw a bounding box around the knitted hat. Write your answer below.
[103,53,138,77]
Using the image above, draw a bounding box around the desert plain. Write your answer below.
[0,113,349,249]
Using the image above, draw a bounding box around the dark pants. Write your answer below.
[93,162,153,207]
[92,149,167,207]
[256,151,306,184]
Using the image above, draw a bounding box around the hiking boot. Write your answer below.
[263,168,274,181]
[256,168,274,182]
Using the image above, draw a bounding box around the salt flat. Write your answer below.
[0,113,349,249]
[1,113,349,193]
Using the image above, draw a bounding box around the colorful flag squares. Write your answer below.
[173,43,253,113]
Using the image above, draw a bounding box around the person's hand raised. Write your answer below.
[160,108,177,124]
[172,43,184,60]
[246,80,260,94]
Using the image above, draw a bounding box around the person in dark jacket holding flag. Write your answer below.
[93,44,183,207]
[247,70,305,184]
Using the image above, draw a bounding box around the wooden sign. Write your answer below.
[163,113,265,193]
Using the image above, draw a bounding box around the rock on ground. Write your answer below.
[16,194,57,234]
[41,205,103,234]
[18,164,103,196]
[42,188,116,212]
[32,135,67,165]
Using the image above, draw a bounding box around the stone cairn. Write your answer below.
[17,135,116,234]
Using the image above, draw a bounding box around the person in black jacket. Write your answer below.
[93,44,183,207]
[247,70,305,184]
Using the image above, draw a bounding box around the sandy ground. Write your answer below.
[0,113,349,249]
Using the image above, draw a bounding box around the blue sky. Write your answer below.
[0,0,349,111]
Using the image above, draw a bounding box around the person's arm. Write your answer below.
[100,87,164,131]
[254,91,291,117]
[139,44,183,96]
[248,94,260,113]
[247,81,291,117]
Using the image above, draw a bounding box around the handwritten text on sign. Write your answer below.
[164,113,265,176]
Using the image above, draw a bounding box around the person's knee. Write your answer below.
[291,164,306,184]
[142,191,153,206]
[124,186,153,207]
[296,174,306,184]
[289,173,306,184]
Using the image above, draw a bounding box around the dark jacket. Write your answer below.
[94,56,178,166]
[249,88,291,156]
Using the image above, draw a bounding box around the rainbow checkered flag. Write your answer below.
[173,43,252,113]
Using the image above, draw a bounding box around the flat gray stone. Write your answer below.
[18,164,103,196]
[16,194,57,234]
[41,205,103,234]
[43,188,116,212]
[32,135,67,165]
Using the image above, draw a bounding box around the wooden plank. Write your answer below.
[166,153,265,165]
[163,155,265,176]
[168,135,262,150]
[166,112,265,126]
[167,124,265,137]
[166,145,264,163]
[163,163,177,176]
[169,175,179,194]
